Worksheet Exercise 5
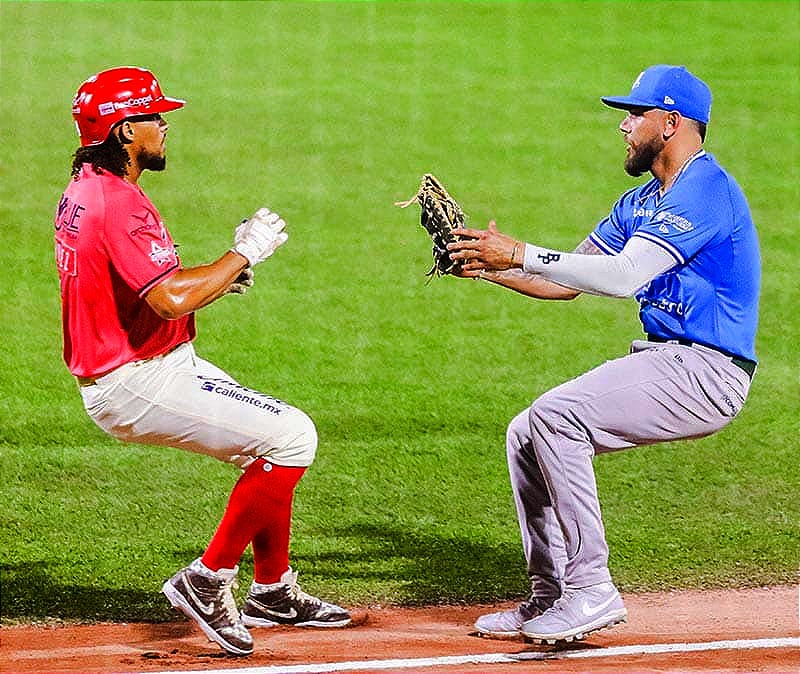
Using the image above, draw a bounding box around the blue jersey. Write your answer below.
[589,151,760,361]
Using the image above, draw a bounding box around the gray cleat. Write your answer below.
[520,582,627,644]
[475,596,555,639]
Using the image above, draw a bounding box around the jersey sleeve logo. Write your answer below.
[655,211,694,232]
[149,241,176,266]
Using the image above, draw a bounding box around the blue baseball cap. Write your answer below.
[601,65,712,124]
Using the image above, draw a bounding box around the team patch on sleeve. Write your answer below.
[655,210,694,233]
[148,240,177,266]
[120,208,180,295]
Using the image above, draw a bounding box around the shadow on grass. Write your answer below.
[0,561,177,623]
[2,523,527,621]
[289,521,528,605]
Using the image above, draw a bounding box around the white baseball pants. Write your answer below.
[79,342,317,469]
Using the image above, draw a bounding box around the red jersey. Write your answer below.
[55,164,195,377]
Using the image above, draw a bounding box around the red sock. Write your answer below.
[201,459,305,575]
[252,520,292,584]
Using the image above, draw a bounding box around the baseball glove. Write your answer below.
[396,173,467,277]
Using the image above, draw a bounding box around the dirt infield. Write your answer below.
[3,585,798,674]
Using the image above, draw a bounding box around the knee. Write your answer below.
[506,408,532,462]
[528,391,565,432]
[289,410,318,466]
[528,390,593,456]
[257,408,318,468]
[506,409,529,446]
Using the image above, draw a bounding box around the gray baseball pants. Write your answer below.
[507,339,753,598]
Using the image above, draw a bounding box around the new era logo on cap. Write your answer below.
[601,65,712,124]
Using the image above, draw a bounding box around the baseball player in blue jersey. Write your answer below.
[447,65,760,643]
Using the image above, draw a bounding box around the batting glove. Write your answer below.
[225,267,255,295]
[231,207,289,267]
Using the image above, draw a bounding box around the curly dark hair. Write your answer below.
[71,131,130,178]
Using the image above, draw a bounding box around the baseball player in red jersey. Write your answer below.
[55,66,350,656]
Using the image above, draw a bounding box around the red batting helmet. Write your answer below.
[72,66,185,147]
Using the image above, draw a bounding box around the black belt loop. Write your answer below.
[646,334,756,379]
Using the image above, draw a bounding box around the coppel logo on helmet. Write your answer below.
[97,95,154,116]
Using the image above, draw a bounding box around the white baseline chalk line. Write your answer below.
[151,636,799,674]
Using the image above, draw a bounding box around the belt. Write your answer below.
[76,343,190,387]
[77,368,116,386]
[646,335,756,379]
[75,370,114,387]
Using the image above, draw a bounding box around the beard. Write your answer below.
[624,136,663,177]
[136,148,166,172]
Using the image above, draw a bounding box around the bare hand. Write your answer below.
[447,221,521,272]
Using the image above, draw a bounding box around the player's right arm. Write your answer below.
[472,237,602,300]
[145,252,250,319]
[146,207,288,320]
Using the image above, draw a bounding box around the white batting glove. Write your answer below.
[231,207,289,267]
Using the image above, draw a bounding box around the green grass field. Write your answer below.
[1,1,798,623]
